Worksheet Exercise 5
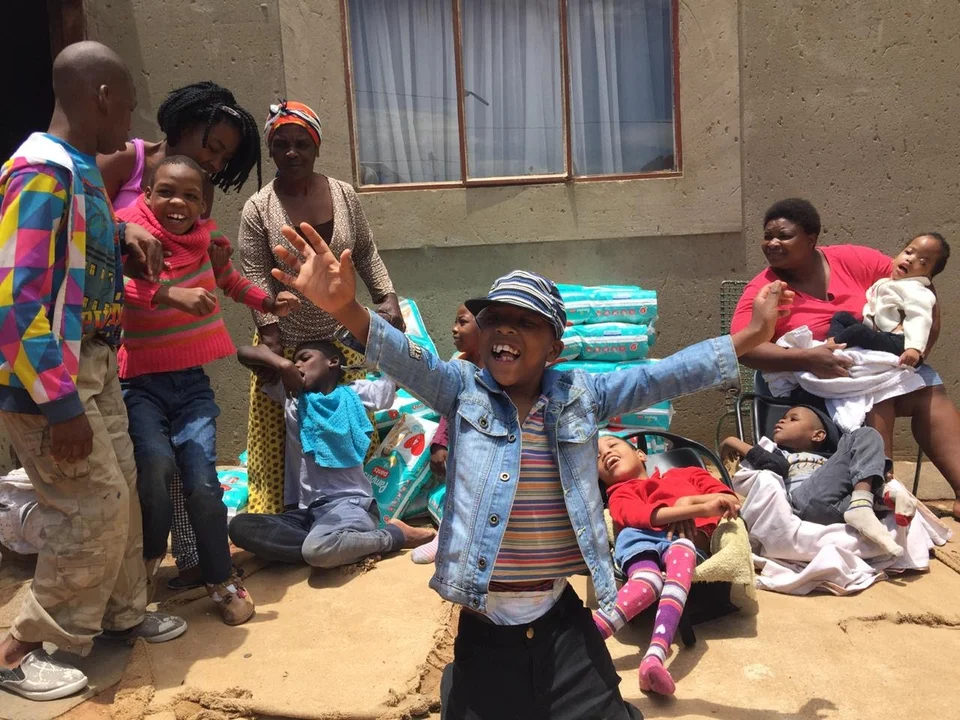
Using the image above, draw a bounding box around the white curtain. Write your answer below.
[460,0,564,178]
[567,0,675,175]
[349,0,460,184]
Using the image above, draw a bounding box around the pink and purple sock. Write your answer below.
[639,538,696,695]
[593,558,663,639]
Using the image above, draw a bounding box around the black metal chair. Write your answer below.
[612,430,740,646]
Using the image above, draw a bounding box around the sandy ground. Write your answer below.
[2,460,958,720]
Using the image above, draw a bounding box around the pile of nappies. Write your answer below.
[552,283,673,451]
[555,285,657,363]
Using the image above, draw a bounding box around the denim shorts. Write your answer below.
[612,527,708,573]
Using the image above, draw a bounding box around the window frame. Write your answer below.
[340,0,682,191]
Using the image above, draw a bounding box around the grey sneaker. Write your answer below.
[101,611,187,644]
[0,649,88,701]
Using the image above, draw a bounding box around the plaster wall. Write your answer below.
[73,0,742,463]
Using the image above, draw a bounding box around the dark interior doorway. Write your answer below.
[2,1,85,161]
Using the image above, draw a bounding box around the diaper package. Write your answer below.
[427,482,447,525]
[607,401,674,431]
[558,284,658,326]
[569,323,652,362]
[399,297,439,358]
[558,332,582,362]
[365,414,440,523]
[219,468,249,520]
[402,473,443,520]
[373,388,441,436]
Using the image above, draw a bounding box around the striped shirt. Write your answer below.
[491,397,588,583]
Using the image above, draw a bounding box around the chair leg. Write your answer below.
[912,445,923,496]
[678,611,697,647]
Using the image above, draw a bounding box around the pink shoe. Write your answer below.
[639,658,676,696]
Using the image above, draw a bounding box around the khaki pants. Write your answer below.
[0,338,146,656]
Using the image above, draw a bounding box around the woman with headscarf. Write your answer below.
[238,100,403,515]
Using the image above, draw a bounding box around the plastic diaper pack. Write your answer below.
[558,284,658,326]
[607,401,674,431]
[427,482,447,525]
[373,388,441,436]
[365,414,439,523]
[399,297,439,358]
[219,468,249,519]
[568,323,651,362]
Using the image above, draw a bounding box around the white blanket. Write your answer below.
[734,460,951,595]
[762,326,925,432]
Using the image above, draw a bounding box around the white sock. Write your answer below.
[411,534,439,564]
[882,479,918,527]
[845,490,903,557]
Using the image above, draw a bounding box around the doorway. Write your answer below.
[1,0,85,161]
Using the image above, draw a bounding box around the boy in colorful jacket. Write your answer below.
[0,42,185,703]
[271,223,790,720]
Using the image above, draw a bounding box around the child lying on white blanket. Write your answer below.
[731,457,950,595]
[721,405,916,557]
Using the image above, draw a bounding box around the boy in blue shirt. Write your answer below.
[272,223,790,719]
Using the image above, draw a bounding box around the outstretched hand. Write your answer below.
[272,223,358,315]
[731,280,795,357]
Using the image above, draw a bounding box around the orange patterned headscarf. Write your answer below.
[264,100,322,146]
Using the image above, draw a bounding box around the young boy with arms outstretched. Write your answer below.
[229,339,434,567]
[0,42,185,702]
[271,222,790,720]
[593,435,740,695]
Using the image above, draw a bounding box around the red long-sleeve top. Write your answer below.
[607,467,736,537]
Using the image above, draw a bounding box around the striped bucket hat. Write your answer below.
[465,270,567,339]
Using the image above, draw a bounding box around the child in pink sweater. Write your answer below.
[116,155,298,625]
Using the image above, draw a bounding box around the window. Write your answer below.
[343,0,679,188]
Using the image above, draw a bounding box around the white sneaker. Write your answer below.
[0,649,88,701]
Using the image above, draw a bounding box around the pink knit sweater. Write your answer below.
[117,195,269,379]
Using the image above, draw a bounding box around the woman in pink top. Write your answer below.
[100,81,261,214]
[731,198,960,519]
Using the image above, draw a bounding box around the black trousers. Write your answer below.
[440,586,644,720]
[828,311,905,356]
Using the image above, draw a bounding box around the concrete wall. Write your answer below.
[739,0,960,454]
[75,0,742,462]
[86,0,288,462]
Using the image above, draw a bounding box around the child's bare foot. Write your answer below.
[639,657,676,696]
[388,518,437,549]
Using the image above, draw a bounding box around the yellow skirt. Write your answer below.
[245,334,380,515]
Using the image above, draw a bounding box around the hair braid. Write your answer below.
[157,81,262,193]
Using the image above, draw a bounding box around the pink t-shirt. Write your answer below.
[731,244,893,341]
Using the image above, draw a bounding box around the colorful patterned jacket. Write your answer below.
[0,133,95,423]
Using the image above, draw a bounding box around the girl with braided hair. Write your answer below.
[98,81,262,591]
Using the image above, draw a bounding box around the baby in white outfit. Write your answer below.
[829,233,949,367]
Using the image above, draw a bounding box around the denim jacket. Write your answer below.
[363,312,740,614]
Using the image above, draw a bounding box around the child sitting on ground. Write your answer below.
[828,233,949,367]
[720,406,917,557]
[117,155,300,626]
[593,435,740,696]
[230,340,436,568]
[413,304,482,565]
[269,220,791,720]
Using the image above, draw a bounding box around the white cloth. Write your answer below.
[863,276,935,353]
[734,456,951,596]
[0,468,44,555]
[763,326,925,432]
